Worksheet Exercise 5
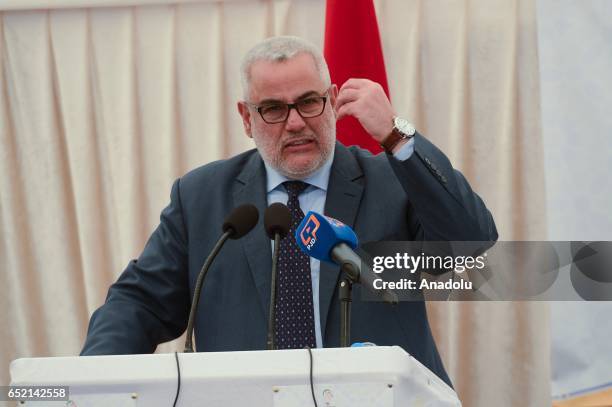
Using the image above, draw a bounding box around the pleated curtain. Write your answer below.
[0,1,549,405]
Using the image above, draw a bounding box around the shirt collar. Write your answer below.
[264,149,334,193]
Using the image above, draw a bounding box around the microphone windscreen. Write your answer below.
[222,204,259,239]
[264,203,292,239]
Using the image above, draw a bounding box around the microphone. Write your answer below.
[184,204,259,352]
[264,203,292,239]
[295,211,398,305]
[264,203,292,350]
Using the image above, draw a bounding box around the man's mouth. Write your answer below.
[284,138,315,148]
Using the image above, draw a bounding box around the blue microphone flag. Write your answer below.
[295,211,358,262]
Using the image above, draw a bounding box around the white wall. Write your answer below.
[537,0,612,398]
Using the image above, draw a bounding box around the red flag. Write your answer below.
[324,0,389,153]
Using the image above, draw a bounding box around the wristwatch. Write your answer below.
[380,116,416,153]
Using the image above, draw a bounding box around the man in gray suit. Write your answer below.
[81,36,497,388]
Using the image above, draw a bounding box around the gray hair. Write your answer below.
[240,36,331,100]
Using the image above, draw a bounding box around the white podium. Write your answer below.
[10,346,461,406]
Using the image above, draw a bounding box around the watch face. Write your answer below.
[394,117,416,136]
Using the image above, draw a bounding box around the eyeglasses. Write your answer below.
[246,93,329,124]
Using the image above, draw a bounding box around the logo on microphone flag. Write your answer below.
[300,214,321,249]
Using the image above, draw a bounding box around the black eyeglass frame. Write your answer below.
[245,91,330,124]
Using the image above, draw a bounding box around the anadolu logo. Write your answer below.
[300,214,320,250]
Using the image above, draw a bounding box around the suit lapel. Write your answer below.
[233,152,272,318]
[320,143,364,341]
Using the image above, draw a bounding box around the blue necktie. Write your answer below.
[274,181,317,349]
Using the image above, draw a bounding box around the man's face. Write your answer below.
[238,53,337,179]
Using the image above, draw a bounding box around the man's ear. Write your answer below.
[329,84,339,116]
[237,101,253,138]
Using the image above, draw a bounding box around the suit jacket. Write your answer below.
[81,133,498,388]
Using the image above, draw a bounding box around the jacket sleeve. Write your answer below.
[387,132,498,242]
[81,178,191,355]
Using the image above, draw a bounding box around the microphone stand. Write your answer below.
[338,274,353,347]
[184,230,232,353]
[332,249,398,305]
[267,233,281,350]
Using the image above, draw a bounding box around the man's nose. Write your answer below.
[285,107,306,131]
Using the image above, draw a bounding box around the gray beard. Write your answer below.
[253,121,336,180]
